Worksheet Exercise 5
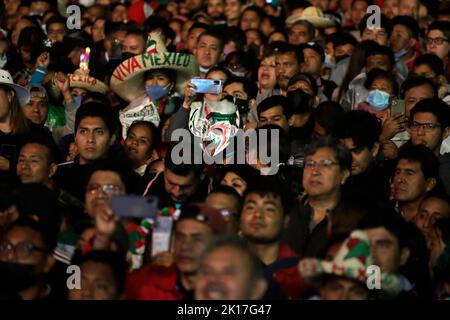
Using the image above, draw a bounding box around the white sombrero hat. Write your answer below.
[68,70,109,94]
[110,32,198,102]
[286,6,335,28]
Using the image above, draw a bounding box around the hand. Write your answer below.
[380,114,407,142]
[381,140,398,160]
[182,81,198,108]
[94,204,119,239]
[36,52,50,68]
[54,72,70,94]
[0,156,10,171]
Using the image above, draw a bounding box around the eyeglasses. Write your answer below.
[425,37,449,45]
[304,159,339,170]
[409,121,441,131]
[86,184,124,195]
[0,240,47,259]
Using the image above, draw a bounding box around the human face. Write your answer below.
[206,193,241,234]
[22,98,48,125]
[276,52,300,90]
[341,138,376,176]
[84,170,126,217]
[144,70,173,89]
[258,55,277,90]
[258,105,289,132]
[288,23,311,45]
[240,10,261,31]
[164,169,199,203]
[240,193,285,243]
[393,159,433,203]
[92,19,106,43]
[0,226,50,274]
[111,5,128,23]
[366,226,406,273]
[303,147,349,199]
[390,24,414,53]
[173,219,213,274]
[320,277,369,300]
[370,78,394,95]
[224,0,243,22]
[302,48,322,77]
[195,245,260,300]
[404,84,435,117]
[415,197,450,235]
[246,30,262,47]
[361,27,389,46]
[410,112,447,154]
[68,261,120,300]
[399,0,419,18]
[426,30,450,60]
[351,0,368,27]
[122,34,145,55]
[75,117,113,165]
[223,82,248,100]
[195,35,221,69]
[16,143,54,185]
[335,44,354,61]
[261,18,275,37]
[413,64,437,82]
[221,171,247,196]
[366,54,391,72]
[204,70,228,101]
[207,0,225,19]
[187,27,207,53]
[124,124,153,168]
[47,22,66,43]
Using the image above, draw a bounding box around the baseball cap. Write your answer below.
[176,203,228,235]
[29,85,48,102]
[298,42,325,62]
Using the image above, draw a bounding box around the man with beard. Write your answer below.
[240,176,309,299]
[126,203,228,299]
[0,217,56,299]
[275,43,304,94]
[409,98,450,196]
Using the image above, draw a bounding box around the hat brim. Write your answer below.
[3,83,30,106]
[69,73,109,94]
[286,16,335,28]
[110,52,198,102]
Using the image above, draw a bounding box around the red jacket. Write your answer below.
[271,242,310,300]
[125,263,185,300]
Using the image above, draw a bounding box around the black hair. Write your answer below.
[336,110,382,150]
[427,21,450,43]
[241,5,266,21]
[5,216,58,252]
[127,120,161,153]
[206,66,232,80]
[413,53,445,76]
[188,22,209,33]
[20,135,60,164]
[87,160,138,195]
[224,75,258,100]
[287,72,319,96]
[17,26,47,62]
[82,91,111,106]
[164,143,204,177]
[391,15,420,39]
[74,102,116,136]
[366,45,396,70]
[286,88,314,115]
[72,250,127,296]
[327,31,358,49]
[198,27,225,52]
[144,68,177,87]
[209,185,243,213]
[359,13,392,35]
[364,67,399,95]
[125,27,148,44]
[45,15,67,30]
[409,98,450,129]
[298,43,325,62]
[242,174,293,215]
[274,42,304,65]
[224,26,247,52]
[400,76,437,99]
[305,135,352,172]
[144,15,175,44]
[397,144,439,180]
[104,21,128,38]
[257,95,290,118]
[313,101,345,137]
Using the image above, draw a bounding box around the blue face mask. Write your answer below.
[394,48,408,60]
[145,85,168,101]
[366,89,390,111]
[73,95,83,106]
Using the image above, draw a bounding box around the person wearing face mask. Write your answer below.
[389,16,421,79]
[327,32,358,87]
[110,32,198,140]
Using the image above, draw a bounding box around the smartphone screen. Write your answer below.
[151,216,173,257]
[111,195,158,219]
[391,99,405,115]
[191,78,222,94]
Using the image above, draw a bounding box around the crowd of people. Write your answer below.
[0,0,450,300]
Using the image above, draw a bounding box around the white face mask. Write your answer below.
[79,0,95,7]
